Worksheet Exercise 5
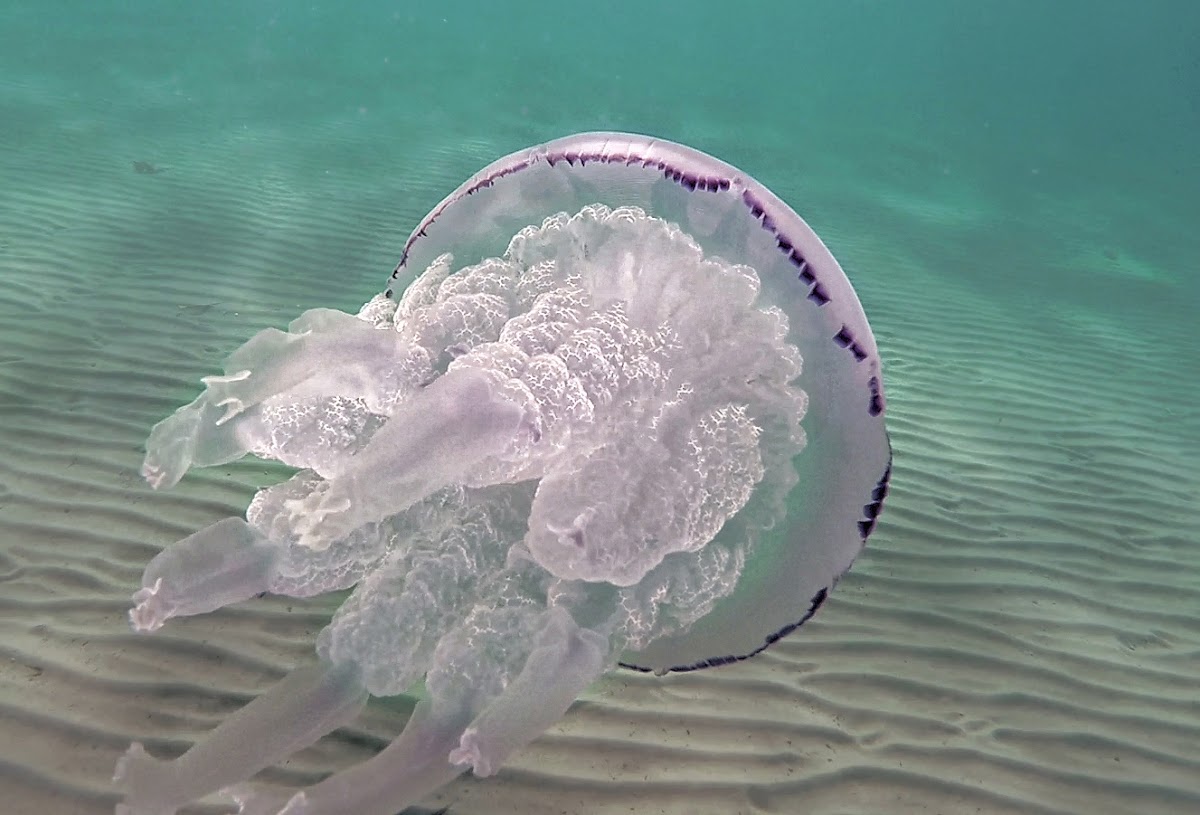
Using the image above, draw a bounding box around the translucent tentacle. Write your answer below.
[282,365,528,551]
[224,694,473,815]
[221,608,607,815]
[130,517,277,632]
[141,309,410,490]
[450,606,608,776]
[114,661,366,815]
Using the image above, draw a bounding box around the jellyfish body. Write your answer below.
[115,133,891,815]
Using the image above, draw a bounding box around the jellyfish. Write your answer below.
[113,133,892,815]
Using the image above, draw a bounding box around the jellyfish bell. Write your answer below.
[115,133,891,815]
[390,133,892,673]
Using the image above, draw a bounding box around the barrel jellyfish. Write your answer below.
[114,132,892,815]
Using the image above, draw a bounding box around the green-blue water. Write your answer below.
[1,2,1196,814]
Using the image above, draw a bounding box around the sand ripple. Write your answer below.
[0,126,1197,815]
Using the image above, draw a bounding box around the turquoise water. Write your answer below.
[1,2,1197,814]
[6,1,1197,320]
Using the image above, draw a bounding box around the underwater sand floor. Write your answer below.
[0,134,1197,815]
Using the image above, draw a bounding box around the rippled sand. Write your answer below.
[1,130,1197,815]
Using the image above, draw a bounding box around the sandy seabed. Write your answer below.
[0,128,1197,815]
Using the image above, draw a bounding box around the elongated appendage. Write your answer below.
[449,607,608,776]
[129,517,278,632]
[224,695,474,815]
[141,310,405,490]
[222,609,606,815]
[284,365,528,551]
[114,661,367,815]
[141,398,251,490]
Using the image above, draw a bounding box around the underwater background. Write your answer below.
[1,1,1197,814]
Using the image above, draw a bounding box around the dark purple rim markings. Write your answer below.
[619,441,892,674]
[858,453,893,540]
[620,586,830,673]
[384,135,881,414]
[381,133,892,673]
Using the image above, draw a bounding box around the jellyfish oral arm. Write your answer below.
[283,364,529,550]
[226,696,475,815]
[113,662,367,815]
[448,606,608,776]
[129,517,277,632]
[223,608,609,815]
[140,309,407,491]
